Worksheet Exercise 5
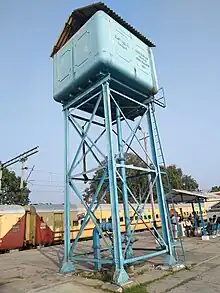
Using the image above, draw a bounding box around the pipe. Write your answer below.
[124,249,168,264]
[93,227,101,271]
[93,222,113,271]
[116,107,133,259]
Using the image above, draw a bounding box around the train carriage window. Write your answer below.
[148,215,151,220]
[120,217,123,222]
[156,214,159,219]
[73,221,78,227]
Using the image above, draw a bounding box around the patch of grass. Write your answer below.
[79,270,112,282]
[0,280,10,286]
[123,283,148,293]
[186,263,196,269]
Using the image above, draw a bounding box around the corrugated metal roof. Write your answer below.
[166,189,220,204]
[50,2,155,58]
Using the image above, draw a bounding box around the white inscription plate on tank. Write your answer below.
[135,46,150,74]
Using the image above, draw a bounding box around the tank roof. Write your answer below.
[0,205,25,214]
[50,2,155,58]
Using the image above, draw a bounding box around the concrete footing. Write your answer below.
[60,261,74,274]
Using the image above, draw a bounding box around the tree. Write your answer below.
[83,155,199,203]
[162,165,199,193]
[181,174,199,191]
[0,167,30,205]
[162,165,183,193]
[83,153,149,203]
[210,186,220,192]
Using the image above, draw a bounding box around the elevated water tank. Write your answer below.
[52,6,158,104]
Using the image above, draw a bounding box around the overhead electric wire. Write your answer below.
[29,183,64,188]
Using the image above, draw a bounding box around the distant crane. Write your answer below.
[0,146,39,194]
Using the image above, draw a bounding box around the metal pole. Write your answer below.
[147,103,176,266]
[102,82,129,285]
[60,108,74,273]
[93,227,101,271]
[20,158,26,189]
[191,202,198,233]
[198,198,206,236]
[82,125,88,183]
[142,132,157,228]
[116,106,133,259]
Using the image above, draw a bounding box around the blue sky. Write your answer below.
[1,0,219,203]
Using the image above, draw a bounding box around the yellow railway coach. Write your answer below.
[0,202,207,252]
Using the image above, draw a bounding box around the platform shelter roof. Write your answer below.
[166,189,220,204]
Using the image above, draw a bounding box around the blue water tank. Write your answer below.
[53,10,158,103]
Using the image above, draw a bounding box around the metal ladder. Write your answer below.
[150,104,185,263]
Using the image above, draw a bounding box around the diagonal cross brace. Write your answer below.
[68,93,103,175]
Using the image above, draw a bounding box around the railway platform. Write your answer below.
[1,235,220,293]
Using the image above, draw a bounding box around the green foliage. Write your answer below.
[123,283,148,293]
[181,174,199,191]
[210,186,220,192]
[162,165,199,193]
[83,154,199,203]
[164,165,183,191]
[0,167,30,205]
[83,153,149,203]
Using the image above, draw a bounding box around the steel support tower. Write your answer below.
[60,75,183,284]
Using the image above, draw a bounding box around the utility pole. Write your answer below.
[0,146,39,194]
[20,157,28,189]
[139,128,157,228]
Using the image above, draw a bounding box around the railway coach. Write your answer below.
[0,203,206,252]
